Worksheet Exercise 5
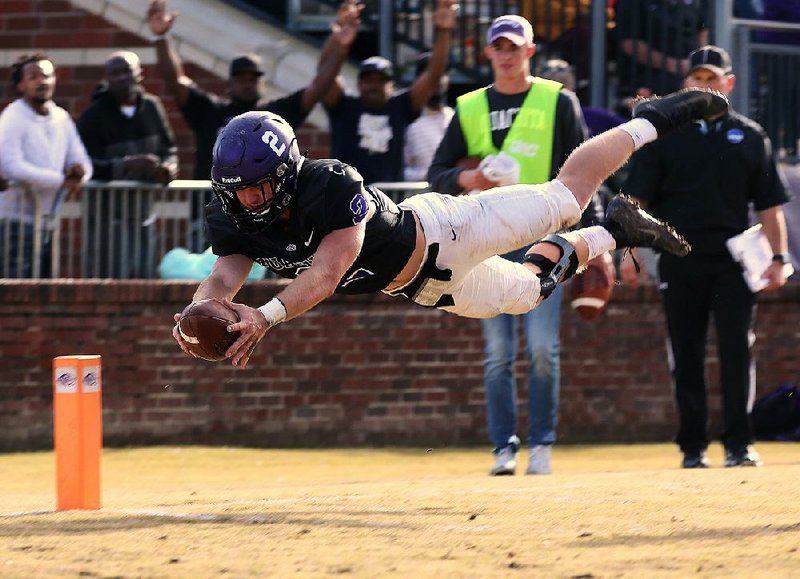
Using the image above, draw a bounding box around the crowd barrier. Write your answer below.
[0,180,430,279]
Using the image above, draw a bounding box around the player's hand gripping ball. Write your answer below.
[178,298,241,361]
[568,253,615,321]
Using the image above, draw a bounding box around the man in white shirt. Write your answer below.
[403,52,454,182]
[0,53,92,277]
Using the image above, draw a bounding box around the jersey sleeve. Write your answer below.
[204,201,250,257]
[319,163,372,232]
[749,127,790,210]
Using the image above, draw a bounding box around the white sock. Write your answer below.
[618,118,658,150]
[575,226,616,261]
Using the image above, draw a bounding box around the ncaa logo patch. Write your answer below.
[727,128,745,144]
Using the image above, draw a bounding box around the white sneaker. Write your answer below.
[526,445,552,475]
[489,446,517,476]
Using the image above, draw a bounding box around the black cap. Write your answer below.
[688,45,733,76]
[229,54,264,78]
[358,56,394,80]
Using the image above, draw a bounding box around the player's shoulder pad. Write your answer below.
[307,159,364,190]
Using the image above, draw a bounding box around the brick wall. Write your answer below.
[0,1,331,180]
[1,280,798,451]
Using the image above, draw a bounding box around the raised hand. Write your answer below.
[331,0,363,47]
[147,0,178,36]
[432,0,458,30]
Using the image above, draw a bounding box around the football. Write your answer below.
[178,298,241,361]
[568,253,615,321]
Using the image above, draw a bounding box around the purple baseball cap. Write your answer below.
[486,15,534,47]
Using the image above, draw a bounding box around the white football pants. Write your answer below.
[394,179,581,318]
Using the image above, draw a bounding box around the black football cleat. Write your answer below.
[603,194,691,257]
[633,87,729,135]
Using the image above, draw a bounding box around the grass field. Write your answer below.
[1,443,799,577]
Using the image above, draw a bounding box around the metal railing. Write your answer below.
[726,18,800,160]
[2,180,429,280]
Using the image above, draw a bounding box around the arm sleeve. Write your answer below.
[180,85,220,132]
[263,90,310,129]
[76,108,115,181]
[152,97,178,168]
[323,164,372,231]
[750,129,790,210]
[552,90,588,178]
[426,109,469,195]
[0,111,64,190]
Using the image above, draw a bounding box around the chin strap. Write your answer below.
[522,234,579,299]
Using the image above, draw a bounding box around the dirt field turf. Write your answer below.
[0,444,798,578]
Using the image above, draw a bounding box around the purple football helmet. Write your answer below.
[211,111,303,232]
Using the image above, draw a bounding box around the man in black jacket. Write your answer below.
[77,50,177,278]
[78,51,177,184]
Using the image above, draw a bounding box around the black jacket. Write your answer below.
[77,87,178,181]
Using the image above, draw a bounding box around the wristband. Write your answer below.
[257,297,287,328]
[772,254,789,264]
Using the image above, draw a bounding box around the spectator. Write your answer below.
[621,46,790,469]
[77,50,178,279]
[536,58,627,139]
[78,51,177,184]
[427,15,600,476]
[323,0,456,184]
[146,0,362,179]
[403,52,454,182]
[0,53,92,278]
[615,0,709,97]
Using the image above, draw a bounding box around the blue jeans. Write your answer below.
[481,257,563,453]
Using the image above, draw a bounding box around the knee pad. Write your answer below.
[522,234,579,299]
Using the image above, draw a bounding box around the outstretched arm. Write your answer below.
[408,0,457,113]
[224,221,366,368]
[148,0,192,108]
[304,0,363,112]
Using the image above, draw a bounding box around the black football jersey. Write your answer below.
[205,158,417,294]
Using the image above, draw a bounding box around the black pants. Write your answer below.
[659,252,757,453]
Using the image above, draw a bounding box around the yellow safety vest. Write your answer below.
[456,78,561,184]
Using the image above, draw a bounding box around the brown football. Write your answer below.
[568,253,615,321]
[178,298,240,361]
